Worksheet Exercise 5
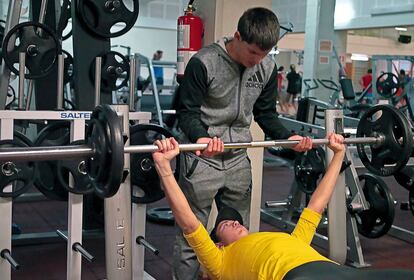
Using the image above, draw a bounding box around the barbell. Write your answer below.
[0,104,412,198]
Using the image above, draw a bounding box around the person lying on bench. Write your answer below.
[152,135,414,280]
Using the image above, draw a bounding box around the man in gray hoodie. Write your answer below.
[175,7,312,279]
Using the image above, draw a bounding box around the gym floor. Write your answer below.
[11,156,414,280]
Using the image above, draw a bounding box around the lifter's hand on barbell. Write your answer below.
[195,136,224,157]
[288,135,313,152]
[152,137,180,178]
[326,132,345,154]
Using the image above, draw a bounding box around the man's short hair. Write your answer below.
[367,69,372,74]
[237,7,280,51]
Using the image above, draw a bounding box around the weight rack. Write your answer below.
[0,107,157,280]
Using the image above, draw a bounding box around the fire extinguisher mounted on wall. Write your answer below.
[177,0,204,83]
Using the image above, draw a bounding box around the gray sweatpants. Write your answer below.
[172,153,252,280]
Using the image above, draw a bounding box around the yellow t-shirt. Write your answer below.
[184,208,334,280]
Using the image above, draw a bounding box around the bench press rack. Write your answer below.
[0,107,157,280]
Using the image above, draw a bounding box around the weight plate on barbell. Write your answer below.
[130,123,180,204]
[77,0,139,38]
[86,105,124,199]
[0,133,37,198]
[354,173,395,238]
[356,104,413,177]
[2,21,61,79]
[294,147,325,195]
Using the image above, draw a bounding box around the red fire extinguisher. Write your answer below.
[177,0,204,83]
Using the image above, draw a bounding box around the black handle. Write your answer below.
[1,249,21,270]
[73,243,95,262]
[303,79,319,90]
[317,79,339,91]
[136,236,159,255]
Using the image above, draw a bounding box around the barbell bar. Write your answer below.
[0,103,412,199]
[0,136,384,162]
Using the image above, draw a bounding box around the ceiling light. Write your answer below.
[395,27,408,31]
[351,54,369,61]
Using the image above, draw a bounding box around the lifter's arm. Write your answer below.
[152,138,199,234]
[307,133,345,214]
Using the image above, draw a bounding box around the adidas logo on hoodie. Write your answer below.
[245,71,264,89]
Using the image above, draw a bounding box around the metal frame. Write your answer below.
[262,111,370,267]
[134,53,164,126]
[0,110,90,280]
[0,109,155,280]
[0,0,23,110]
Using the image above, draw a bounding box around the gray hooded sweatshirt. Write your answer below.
[178,38,293,170]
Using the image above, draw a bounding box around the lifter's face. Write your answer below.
[216,220,249,246]
[231,31,271,68]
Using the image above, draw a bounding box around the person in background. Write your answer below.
[277,66,288,113]
[359,68,373,105]
[394,69,412,109]
[152,50,164,86]
[285,64,301,111]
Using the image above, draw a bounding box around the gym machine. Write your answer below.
[262,109,370,267]
[133,53,178,127]
[262,103,414,267]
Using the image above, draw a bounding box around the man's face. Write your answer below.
[216,219,249,245]
[233,32,271,68]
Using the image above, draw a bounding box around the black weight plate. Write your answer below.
[409,189,414,216]
[90,51,130,92]
[0,136,37,198]
[85,119,107,187]
[57,140,94,195]
[294,147,325,195]
[146,207,174,225]
[77,0,139,38]
[356,105,413,176]
[130,123,180,204]
[62,49,74,85]
[59,0,72,41]
[87,105,124,198]
[376,72,400,98]
[394,166,414,192]
[0,19,5,43]
[83,193,104,229]
[2,21,61,79]
[64,98,76,110]
[267,146,297,160]
[34,121,70,201]
[14,131,33,147]
[355,173,395,238]
[5,86,17,109]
